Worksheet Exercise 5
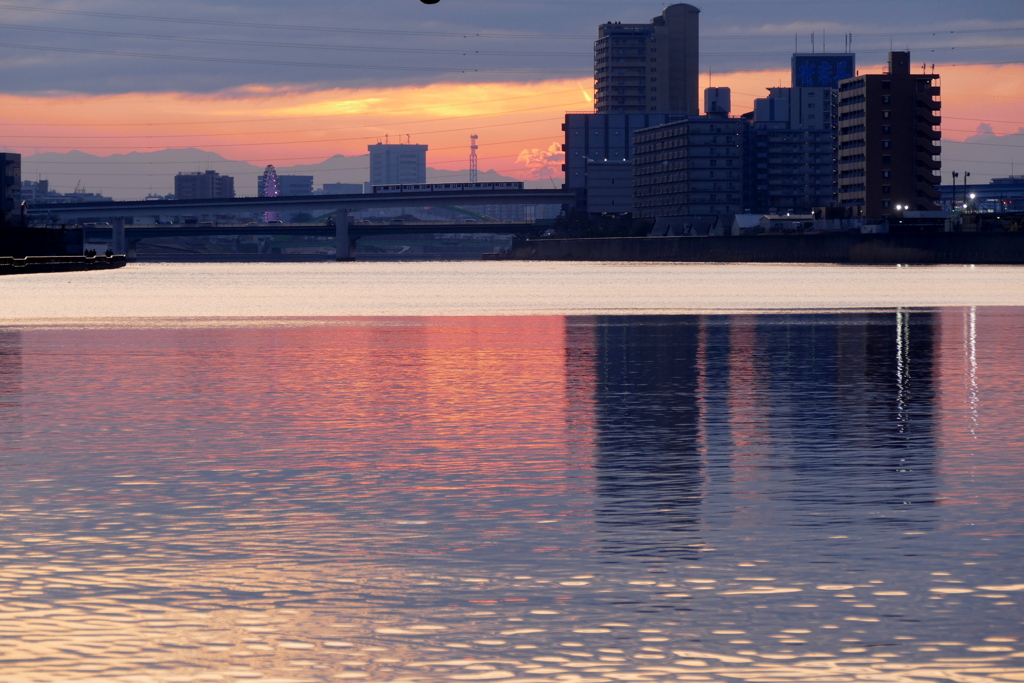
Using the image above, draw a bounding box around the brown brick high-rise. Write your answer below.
[837,52,941,218]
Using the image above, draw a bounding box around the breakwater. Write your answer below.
[1,254,127,276]
[501,232,1024,264]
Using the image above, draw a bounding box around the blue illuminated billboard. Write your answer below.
[791,53,855,89]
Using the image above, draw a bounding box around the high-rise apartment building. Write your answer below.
[174,170,235,200]
[594,3,700,115]
[368,143,427,187]
[633,92,746,222]
[837,51,941,218]
[0,153,21,227]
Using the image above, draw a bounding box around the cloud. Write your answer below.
[515,142,564,179]
[1,0,1022,96]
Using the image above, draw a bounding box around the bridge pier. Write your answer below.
[112,218,126,256]
[335,209,354,261]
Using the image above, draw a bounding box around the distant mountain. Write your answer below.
[21,148,537,200]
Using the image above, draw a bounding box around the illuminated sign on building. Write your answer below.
[791,53,856,89]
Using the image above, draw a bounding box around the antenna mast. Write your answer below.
[469,134,479,182]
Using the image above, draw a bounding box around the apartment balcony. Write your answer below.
[917,140,941,156]
[915,183,941,200]
[917,95,940,110]
[915,152,941,171]
[916,110,941,126]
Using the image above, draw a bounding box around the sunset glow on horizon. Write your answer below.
[2,63,1022,188]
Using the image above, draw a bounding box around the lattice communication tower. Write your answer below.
[469,135,479,183]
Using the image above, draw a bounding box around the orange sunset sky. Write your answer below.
[3,61,1022,189]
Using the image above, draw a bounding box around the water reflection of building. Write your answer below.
[569,316,706,559]
[0,329,22,444]
[732,312,939,527]
[570,311,941,558]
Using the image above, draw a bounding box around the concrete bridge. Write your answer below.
[31,188,574,259]
[82,220,545,258]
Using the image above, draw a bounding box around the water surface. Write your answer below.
[1,307,1022,682]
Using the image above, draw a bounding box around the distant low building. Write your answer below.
[175,170,235,200]
[278,175,314,196]
[321,183,363,195]
[368,143,427,186]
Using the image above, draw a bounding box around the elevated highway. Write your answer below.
[30,189,575,221]
[34,189,573,260]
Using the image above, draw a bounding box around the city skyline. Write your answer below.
[1,0,1022,196]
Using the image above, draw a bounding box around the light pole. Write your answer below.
[951,172,960,211]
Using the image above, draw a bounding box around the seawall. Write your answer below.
[1,255,127,276]
[500,233,1024,264]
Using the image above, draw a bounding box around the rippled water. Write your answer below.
[1,266,1023,681]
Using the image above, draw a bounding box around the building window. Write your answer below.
[882,140,891,148]
[882,125,891,134]
[882,170,891,179]
[882,200,891,208]
[882,95,891,103]
[882,81,891,90]
[882,185,891,194]
[883,111,891,119]
[882,155,891,165]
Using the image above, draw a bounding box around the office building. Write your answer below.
[744,53,853,215]
[749,86,839,214]
[174,170,235,200]
[838,51,941,218]
[368,143,427,186]
[563,112,689,214]
[595,3,700,115]
[633,90,746,223]
[1,153,21,227]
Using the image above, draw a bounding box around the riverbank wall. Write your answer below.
[1,227,83,258]
[0,254,127,276]
[499,233,1024,264]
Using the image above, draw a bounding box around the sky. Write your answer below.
[1,0,1022,197]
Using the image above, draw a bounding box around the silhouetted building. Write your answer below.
[321,183,363,195]
[1,153,21,227]
[174,170,235,200]
[20,179,49,203]
[562,112,688,214]
[838,52,941,218]
[595,3,700,115]
[633,90,745,226]
[278,175,314,196]
[368,143,427,186]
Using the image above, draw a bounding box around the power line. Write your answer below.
[0,41,576,75]
[0,22,591,58]
[2,2,1021,42]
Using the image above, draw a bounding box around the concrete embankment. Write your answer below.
[499,233,1024,264]
[1,255,127,276]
